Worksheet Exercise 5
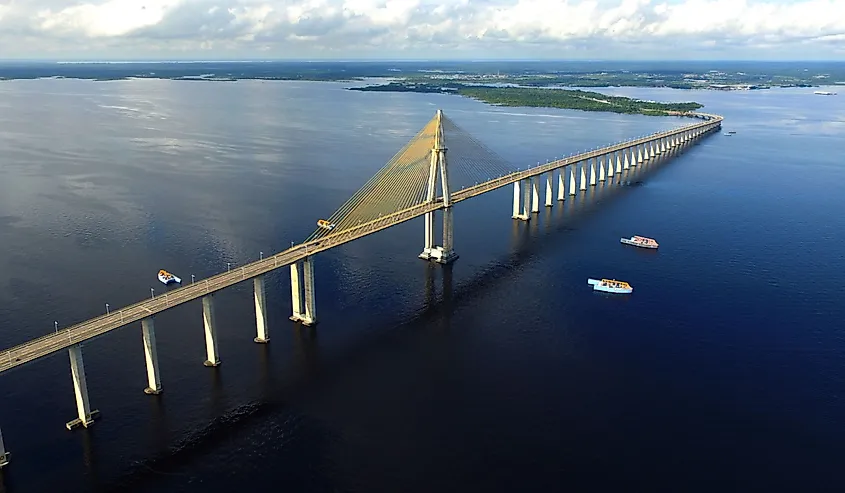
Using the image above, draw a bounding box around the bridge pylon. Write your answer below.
[419,109,458,264]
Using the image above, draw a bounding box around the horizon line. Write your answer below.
[1,58,845,64]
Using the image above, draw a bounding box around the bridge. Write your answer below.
[0,109,722,468]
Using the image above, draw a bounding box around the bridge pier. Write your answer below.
[530,177,540,213]
[557,169,565,201]
[65,344,99,430]
[511,179,530,220]
[599,156,606,182]
[579,162,587,191]
[435,208,458,264]
[0,426,9,468]
[141,318,163,394]
[202,294,221,367]
[290,262,304,321]
[253,275,270,343]
[637,146,644,164]
[420,212,433,258]
[569,167,576,196]
[544,174,553,206]
[302,256,318,321]
[589,158,597,186]
[290,259,318,324]
[616,151,622,174]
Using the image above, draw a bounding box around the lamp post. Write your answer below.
[260,251,263,260]
[105,303,110,314]
[227,262,231,272]
[191,274,195,284]
[150,288,155,299]
[54,321,58,333]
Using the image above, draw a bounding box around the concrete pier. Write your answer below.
[439,208,457,264]
[420,211,434,258]
[141,318,162,394]
[253,275,270,343]
[569,167,576,196]
[599,156,606,182]
[202,294,221,367]
[557,169,565,201]
[589,158,597,186]
[530,176,540,213]
[0,426,9,468]
[301,256,318,324]
[579,162,587,191]
[65,344,99,430]
[544,174,553,206]
[290,262,304,321]
[512,179,530,220]
[616,151,622,174]
[522,177,531,218]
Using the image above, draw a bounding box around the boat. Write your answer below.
[587,278,633,294]
[620,235,659,249]
[158,269,181,285]
[316,219,336,231]
[814,91,837,96]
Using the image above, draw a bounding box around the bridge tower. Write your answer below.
[419,109,458,264]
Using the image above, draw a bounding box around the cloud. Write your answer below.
[0,0,843,59]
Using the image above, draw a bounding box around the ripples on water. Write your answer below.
[0,80,843,492]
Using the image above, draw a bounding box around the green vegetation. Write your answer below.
[458,87,702,115]
[351,83,703,116]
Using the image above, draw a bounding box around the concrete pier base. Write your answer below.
[253,275,270,343]
[579,163,587,191]
[557,169,565,201]
[141,318,163,394]
[65,344,100,430]
[202,294,221,367]
[301,256,318,324]
[0,426,10,468]
[419,211,436,259]
[521,178,531,219]
[511,181,523,219]
[290,262,304,321]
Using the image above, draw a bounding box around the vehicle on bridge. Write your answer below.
[588,278,633,294]
[157,270,181,285]
[317,219,336,231]
[620,235,659,249]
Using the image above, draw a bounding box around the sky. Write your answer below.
[0,0,843,60]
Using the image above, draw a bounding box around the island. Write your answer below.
[350,82,703,116]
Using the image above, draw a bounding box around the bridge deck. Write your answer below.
[0,114,721,374]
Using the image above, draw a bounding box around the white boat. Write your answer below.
[588,278,633,294]
[620,235,659,249]
[814,91,836,96]
[158,269,181,285]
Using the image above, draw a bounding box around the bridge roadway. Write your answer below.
[0,113,722,375]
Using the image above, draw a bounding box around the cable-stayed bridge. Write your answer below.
[0,109,722,467]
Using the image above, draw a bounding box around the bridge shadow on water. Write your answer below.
[76,141,699,493]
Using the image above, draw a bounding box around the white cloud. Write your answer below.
[0,0,843,59]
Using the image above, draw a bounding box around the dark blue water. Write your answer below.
[0,79,843,492]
